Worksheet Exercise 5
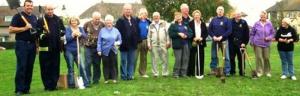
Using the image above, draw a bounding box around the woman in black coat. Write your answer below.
[187,10,208,79]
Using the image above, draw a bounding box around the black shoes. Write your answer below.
[15,91,29,96]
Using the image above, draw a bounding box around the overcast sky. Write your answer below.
[0,0,280,25]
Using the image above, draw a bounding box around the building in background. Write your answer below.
[266,0,300,31]
[80,3,144,21]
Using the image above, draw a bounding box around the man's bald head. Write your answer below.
[44,4,55,17]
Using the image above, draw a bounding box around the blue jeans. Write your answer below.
[279,51,294,76]
[84,47,101,84]
[64,49,89,87]
[14,40,36,93]
[120,49,136,80]
[210,41,231,74]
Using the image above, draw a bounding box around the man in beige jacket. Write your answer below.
[147,12,171,77]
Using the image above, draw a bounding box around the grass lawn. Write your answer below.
[0,42,300,96]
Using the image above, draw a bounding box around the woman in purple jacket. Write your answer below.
[250,11,275,78]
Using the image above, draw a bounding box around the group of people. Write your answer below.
[8,0,298,95]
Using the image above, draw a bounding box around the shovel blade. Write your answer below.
[76,76,85,89]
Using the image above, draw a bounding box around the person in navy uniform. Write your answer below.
[8,0,38,95]
[228,11,249,76]
[208,6,232,76]
[37,4,65,91]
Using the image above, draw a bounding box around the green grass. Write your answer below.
[1,42,300,96]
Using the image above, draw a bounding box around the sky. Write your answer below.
[229,0,280,25]
[0,0,141,16]
[0,0,280,25]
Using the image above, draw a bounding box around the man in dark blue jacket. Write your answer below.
[208,6,232,76]
[116,4,139,80]
[228,12,249,76]
[9,0,37,95]
[37,4,65,91]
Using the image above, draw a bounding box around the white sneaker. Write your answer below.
[195,75,204,79]
[112,80,117,83]
[104,81,109,84]
[142,75,149,78]
[280,75,287,79]
[257,73,263,77]
[266,73,272,77]
[291,76,297,80]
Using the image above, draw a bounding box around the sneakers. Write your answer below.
[257,73,263,77]
[291,76,297,80]
[141,75,149,78]
[195,75,204,79]
[104,81,109,84]
[266,73,272,77]
[112,80,117,83]
[280,75,287,79]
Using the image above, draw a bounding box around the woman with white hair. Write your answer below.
[136,8,151,78]
[187,10,208,79]
[275,18,298,80]
[250,11,275,78]
[97,14,122,83]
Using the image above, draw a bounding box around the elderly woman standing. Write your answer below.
[64,17,89,88]
[250,11,275,77]
[97,15,122,83]
[275,18,298,80]
[136,8,151,78]
[187,10,208,79]
[148,12,170,77]
[169,12,193,78]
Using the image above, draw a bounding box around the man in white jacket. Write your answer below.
[147,12,171,77]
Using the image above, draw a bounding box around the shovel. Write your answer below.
[76,37,85,89]
[195,44,202,79]
[243,48,258,78]
[215,42,226,83]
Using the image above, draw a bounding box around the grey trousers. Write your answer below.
[253,45,271,74]
[173,44,190,76]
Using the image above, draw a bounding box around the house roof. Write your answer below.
[79,3,144,19]
[0,6,42,26]
[266,0,300,12]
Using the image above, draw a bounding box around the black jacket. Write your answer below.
[229,18,249,46]
[115,16,139,51]
[275,25,298,51]
[188,20,208,47]
[37,14,65,52]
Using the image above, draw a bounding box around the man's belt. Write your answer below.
[39,46,49,51]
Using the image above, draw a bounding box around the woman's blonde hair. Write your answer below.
[192,10,201,17]
[174,12,182,22]
[282,18,291,25]
[138,8,148,19]
[68,16,80,25]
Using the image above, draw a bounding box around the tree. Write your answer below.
[142,0,232,22]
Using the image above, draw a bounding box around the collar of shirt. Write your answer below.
[194,21,202,38]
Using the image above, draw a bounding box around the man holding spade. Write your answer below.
[8,0,38,95]
[228,11,249,76]
[37,4,65,91]
[208,6,232,77]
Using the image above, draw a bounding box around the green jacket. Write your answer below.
[168,22,193,49]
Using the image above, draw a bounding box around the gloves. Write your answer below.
[114,41,121,49]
